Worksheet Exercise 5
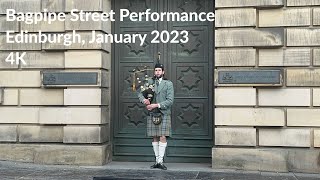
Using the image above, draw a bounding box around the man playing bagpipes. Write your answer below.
[136,56,174,170]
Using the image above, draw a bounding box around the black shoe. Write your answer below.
[150,163,159,169]
[158,163,167,170]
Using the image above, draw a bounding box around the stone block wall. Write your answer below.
[2,0,320,172]
[214,0,320,173]
[0,0,111,165]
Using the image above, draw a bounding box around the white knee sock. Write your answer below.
[158,142,167,163]
[152,142,159,163]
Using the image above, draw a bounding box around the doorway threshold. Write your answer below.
[102,161,213,172]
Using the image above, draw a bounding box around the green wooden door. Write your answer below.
[112,0,214,162]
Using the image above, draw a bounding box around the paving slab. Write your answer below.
[0,161,319,180]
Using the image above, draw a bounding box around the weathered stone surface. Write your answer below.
[0,16,19,32]
[18,125,63,142]
[259,129,311,147]
[0,144,34,162]
[0,143,111,165]
[0,143,112,165]
[215,0,284,8]
[67,32,110,51]
[40,32,74,50]
[314,129,320,147]
[313,88,320,106]
[284,49,311,66]
[64,88,109,105]
[287,69,320,86]
[0,0,41,14]
[42,32,110,52]
[65,0,106,12]
[287,109,320,126]
[101,71,110,88]
[0,125,17,142]
[215,28,284,47]
[313,8,320,25]
[21,20,65,32]
[2,89,19,105]
[258,89,310,106]
[259,49,311,66]
[314,49,320,66]
[0,52,19,69]
[65,51,110,69]
[0,34,41,50]
[0,71,41,87]
[63,125,109,143]
[212,148,288,172]
[216,8,256,27]
[287,0,320,6]
[0,108,39,124]
[215,48,256,66]
[103,0,112,12]
[39,108,109,124]
[286,149,320,173]
[215,128,256,146]
[0,88,3,104]
[1,52,64,69]
[287,29,320,46]
[259,49,282,66]
[215,108,285,126]
[259,9,310,27]
[0,144,111,165]
[20,89,64,105]
[41,0,65,12]
[21,52,64,69]
[34,144,110,165]
[215,88,256,106]
[212,148,320,173]
[66,14,111,33]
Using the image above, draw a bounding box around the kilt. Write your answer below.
[147,114,171,137]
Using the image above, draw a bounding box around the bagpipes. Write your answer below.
[132,66,155,102]
[132,53,162,125]
[132,52,162,101]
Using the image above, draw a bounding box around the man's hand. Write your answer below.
[147,104,158,111]
[143,99,150,105]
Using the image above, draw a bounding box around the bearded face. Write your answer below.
[154,68,164,79]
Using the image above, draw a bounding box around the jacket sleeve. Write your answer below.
[159,81,174,110]
[137,90,145,103]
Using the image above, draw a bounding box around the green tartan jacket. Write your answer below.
[138,79,174,115]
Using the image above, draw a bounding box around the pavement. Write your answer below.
[0,161,319,180]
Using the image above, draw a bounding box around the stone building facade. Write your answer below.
[214,0,320,173]
[0,0,111,165]
[0,0,319,174]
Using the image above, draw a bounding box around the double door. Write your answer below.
[112,0,213,162]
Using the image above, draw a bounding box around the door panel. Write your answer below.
[170,27,210,63]
[112,0,213,162]
[172,63,209,97]
[172,99,209,137]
